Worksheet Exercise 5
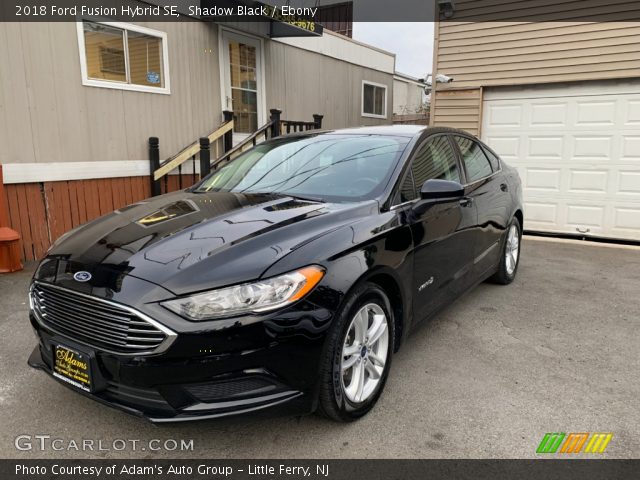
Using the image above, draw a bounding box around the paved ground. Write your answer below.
[0,238,638,459]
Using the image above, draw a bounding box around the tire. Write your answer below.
[317,282,395,422]
[490,216,522,285]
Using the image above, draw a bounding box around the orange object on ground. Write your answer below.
[0,164,23,273]
[0,227,23,272]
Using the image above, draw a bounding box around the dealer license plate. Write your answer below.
[52,345,92,392]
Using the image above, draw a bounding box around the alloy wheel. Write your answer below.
[340,303,389,403]
[505,224,520,275]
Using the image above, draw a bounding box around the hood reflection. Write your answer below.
[136,200,199,227]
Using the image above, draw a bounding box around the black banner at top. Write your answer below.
[2,0,640,22]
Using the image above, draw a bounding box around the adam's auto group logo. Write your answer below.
[537,432,613,454]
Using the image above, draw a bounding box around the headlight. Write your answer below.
[161,265,325,321]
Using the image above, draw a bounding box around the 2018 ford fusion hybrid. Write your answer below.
[28,126,523,422]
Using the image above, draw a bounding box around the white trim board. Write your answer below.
[484,79,640,101]
[3,161,151,184]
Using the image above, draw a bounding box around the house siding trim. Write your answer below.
[2,161,150,184]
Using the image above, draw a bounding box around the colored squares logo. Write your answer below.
[537,433,613,454]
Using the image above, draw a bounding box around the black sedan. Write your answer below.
[28,126,523,422]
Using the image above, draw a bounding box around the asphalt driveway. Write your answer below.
[1,238,638,459]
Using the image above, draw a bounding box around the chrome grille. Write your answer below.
[31,282,175,355]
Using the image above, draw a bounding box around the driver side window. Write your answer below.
[394,136,461,204]
[411,135,461,191]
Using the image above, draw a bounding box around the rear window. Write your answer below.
[482,146,501,172]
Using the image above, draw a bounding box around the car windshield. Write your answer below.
[194,134,410,202]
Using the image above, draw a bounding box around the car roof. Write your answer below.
[279,125,475,140]
[325,125,428,137]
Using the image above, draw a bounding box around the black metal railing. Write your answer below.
[280,114,323,134]
[149,111,233,196]
[149,109,323,196]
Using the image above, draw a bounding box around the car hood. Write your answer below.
[43,190,376,295]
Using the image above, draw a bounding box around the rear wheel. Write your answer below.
[490,217,521,285]
[317,283,394,422]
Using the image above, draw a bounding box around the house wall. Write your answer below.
[265,40,393,128]
[431,0,640,134]
[393,78,426,115]
[0,21,222,167]
[266,30,395,127]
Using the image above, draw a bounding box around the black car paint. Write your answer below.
[28,126,523,422]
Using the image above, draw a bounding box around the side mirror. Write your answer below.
[420,179,464,200]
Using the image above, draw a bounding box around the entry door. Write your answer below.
[407,135,477,321]
[221,31,265,145]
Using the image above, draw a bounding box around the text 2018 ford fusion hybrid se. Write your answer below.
[28,126,523,422]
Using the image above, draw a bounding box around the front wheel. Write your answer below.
[317,283,394,422]
[490,217,522,285]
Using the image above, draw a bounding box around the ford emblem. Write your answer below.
[73,271,92,282]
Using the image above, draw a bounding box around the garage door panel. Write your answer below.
[483,81,640,240]
[531,103,567,126]
[576,101,617,126]
[618,171,640,194]
[572,136,613,160]
[524,202,558,227]
[486,104,522,127]
[622,136,640,159]
[526,168,562,191]
[566,205,605,229]
[485,136,520,159]
[626,100,640,124]
[529,136,564,159]
[614,207,640,231]
[568,170,609,193]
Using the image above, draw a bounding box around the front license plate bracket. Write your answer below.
[52,344,93,392]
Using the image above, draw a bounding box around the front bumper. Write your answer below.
[28,295,334,422]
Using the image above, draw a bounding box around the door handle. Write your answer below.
[459,197,473,207]
[500,183,509,192]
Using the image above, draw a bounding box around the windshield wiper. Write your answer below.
[276,192,326,203]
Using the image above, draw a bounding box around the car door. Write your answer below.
[402,134,478,321]
[452,135,511,278]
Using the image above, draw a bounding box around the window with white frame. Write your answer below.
[78,20,170,94]
[362,81,387,118]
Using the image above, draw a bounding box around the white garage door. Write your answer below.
[482,81,640,241]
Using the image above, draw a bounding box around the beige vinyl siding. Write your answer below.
[431,89,482,136]
[0,21,221,165]
[265,40,393,129]
[437,21,640,89]
[447,0,640,22]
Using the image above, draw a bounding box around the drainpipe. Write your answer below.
[0,164,23,272]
